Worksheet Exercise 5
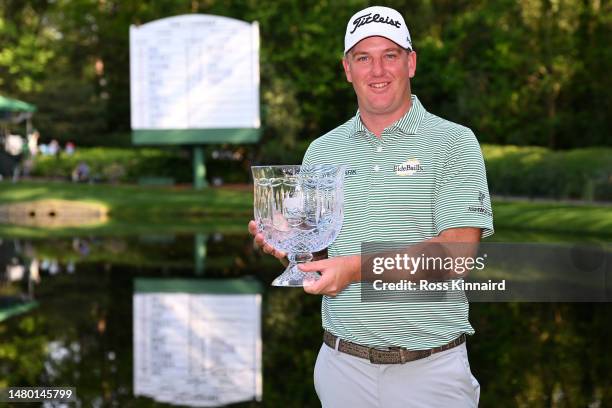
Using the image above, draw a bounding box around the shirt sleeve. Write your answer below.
[433,129,494,238]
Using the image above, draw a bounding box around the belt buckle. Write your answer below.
[368,347,400,364]
[369,346,438,364]
[397,347,432,364]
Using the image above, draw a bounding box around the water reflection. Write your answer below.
[0,232,611,407]
[0,238,38,321]
[134,278,262,406]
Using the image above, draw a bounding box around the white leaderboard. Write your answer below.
[130,14,260,130]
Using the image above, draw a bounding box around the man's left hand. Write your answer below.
[299,255,360,297]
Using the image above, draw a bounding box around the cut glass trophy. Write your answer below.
[251,165,346,287]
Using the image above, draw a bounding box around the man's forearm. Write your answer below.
[353,228,481,283]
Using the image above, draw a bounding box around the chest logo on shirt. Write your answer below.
[394,159,423,176]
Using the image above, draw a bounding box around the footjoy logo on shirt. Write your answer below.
[394,159,423,176]
[467,191,493,217]
[350,13,402,34]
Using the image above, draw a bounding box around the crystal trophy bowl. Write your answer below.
[252,165,346,287]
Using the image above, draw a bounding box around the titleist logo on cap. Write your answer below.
[350,13,402,34]
[344,6,412,54]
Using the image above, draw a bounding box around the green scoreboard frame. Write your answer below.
[132,128,261,189]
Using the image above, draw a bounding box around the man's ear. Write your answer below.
[342,57,353,83]
[408,51,417,78]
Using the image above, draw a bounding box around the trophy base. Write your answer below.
[271,264,321,287]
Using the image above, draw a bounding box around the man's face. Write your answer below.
[342,36,416,120]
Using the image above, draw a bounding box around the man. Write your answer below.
[250,6,493,407]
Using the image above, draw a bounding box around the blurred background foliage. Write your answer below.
[1,0,610,151]
[28,144,612,201]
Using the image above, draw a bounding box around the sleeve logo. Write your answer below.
[468,191,493,217]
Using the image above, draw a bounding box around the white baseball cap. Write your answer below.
[344,6,412,54]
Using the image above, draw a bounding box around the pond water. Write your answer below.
[0,231,610,407]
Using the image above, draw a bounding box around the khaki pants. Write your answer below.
[314,341,480,408]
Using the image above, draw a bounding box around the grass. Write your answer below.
[0,180,251,216]
[492,200,611,236]
[0,180,610,237]
[0,181,252,236]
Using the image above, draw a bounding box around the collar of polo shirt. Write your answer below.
[349,95,426,139]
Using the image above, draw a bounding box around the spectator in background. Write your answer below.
[3,134,25,182]
[72,161,90,183]
[21,138,34,179]
[27,130,39,156]
[4,134,24,157]
[48,139,60,156]
[65,141,75,155]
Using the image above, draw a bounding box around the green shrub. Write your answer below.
[27,144,611,202]
[254,139,310,166]
[29,147,192,183]
[29,146,255,185]
[483,145,612,201]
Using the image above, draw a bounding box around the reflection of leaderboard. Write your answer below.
[133,278,262,407]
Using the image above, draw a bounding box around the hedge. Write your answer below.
[482,145,611,201]
[25,144,611,201]
[29,147,192,183]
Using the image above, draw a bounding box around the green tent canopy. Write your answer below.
[0,298,38,322]
[0,95,36,113]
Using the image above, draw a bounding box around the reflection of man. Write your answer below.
[250,6,493,407]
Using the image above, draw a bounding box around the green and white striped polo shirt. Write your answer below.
[302,95,494,349]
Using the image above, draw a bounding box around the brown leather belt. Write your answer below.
[323,330,466,364]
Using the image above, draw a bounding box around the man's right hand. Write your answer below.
[248,220,288,266]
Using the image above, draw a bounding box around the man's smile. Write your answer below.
[370,82,390,89]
